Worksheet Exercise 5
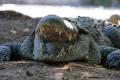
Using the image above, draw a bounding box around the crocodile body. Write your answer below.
[0,15,120,69]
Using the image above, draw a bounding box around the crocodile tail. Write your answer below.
[103,26,120,48]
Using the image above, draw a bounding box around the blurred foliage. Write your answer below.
[0,0,119,7]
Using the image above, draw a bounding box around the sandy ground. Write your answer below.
[0,11,120,80]
[0,10,39,44]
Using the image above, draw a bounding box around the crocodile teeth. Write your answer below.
[59,48,64,56]
[57,55,60,58]
[61,47,64,52]
[69,35,72,41]
[60,52,63,56]
[57,48,65,58]
[59,29,62,35]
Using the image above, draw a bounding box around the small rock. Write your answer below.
[10,29,17,34]
[23,28,30,32]
[26,71,33,76]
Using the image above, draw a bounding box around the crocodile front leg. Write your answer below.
[20,30,35,60]
[1,42,21,60]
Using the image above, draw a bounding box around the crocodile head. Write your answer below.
[33,15,91,62]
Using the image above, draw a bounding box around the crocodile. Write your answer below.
[0,15,120,69]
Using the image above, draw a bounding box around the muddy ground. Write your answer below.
[0,10,120,80]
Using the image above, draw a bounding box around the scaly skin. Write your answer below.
[69,16,120,68]
[0,15,120,68]
[20,15,101,64]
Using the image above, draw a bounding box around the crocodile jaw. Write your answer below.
[33,15,89,62]
[37,20,77,42]
[33,33,90,62]
[34,20,77,58]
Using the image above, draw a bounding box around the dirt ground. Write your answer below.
[0,10,120,80]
